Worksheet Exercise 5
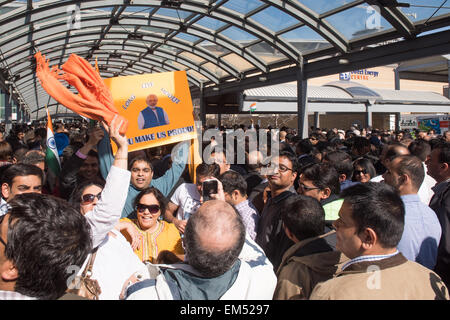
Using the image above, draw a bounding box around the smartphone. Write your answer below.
[202,179,218,202]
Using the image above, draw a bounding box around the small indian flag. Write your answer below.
[45,107,61,176]
[249,103,257,113]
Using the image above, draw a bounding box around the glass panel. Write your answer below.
[294,0,359,15]
[196,16,227,31]
[171,61,188,70]
[123,6,153,14]
[198,40,231,56]
[399,1,450,22]
[174,32,200,43]
[325,4,393,40]
[187,69,208,82]
[251,7,298,32]
[140,26,169,36]
[202,62,230,78]
[248,43,285,64]
[279,26,332,53]
[221,53,254,72]
[222,0,264,15]
[221,26,257,41]
[155,8,192,20]
[178,52,205,64]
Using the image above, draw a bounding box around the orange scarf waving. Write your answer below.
[35,52,128,134]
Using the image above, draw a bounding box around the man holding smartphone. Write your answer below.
[164,163,220,234]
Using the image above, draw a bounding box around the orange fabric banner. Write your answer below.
[35,52,128,134]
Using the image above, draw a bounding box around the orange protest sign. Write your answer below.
[104,71,196,153]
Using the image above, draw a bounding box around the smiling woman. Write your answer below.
[120,187,185,264]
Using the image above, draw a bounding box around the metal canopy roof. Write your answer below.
[0,0,449,119]
[241,82,450,113]
[397,54,450,82]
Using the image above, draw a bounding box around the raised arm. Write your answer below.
[85,116,131,248]
[59,127,104,200]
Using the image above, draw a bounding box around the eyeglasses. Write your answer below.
[354,169,367,175]
[298,183,320,191]
[136,204,160,214]
[0,215,6,248]
[264,164,293,173]
[81,192,102,205]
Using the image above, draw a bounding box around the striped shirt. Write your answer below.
[342,250,399,271]
[234,199,259,241]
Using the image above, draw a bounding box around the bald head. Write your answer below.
[382,143,410,167]
[184,200,245,278]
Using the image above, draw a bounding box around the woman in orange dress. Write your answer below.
[121,187,184,263]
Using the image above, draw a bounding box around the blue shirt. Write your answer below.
[98,129,189,218]
[397,194,442,270]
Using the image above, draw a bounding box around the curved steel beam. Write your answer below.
[3,29,241,79]
[0,1,271,72]
[261,0,349,53]
[11,42,219,85]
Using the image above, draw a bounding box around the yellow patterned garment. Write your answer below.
[120,218,184,263]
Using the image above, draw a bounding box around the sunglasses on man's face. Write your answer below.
[136,204,160,214]
[81,192,102,205]
[354,169,368,175]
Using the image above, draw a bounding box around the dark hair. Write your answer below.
[0,141,13,161]
[184,203,245,278]
[352,137,371,156]
[133,187,167,217]
[195,162,220,179]
[1,163,43,187]
[281,194,325,241]
[5,193,92,299]
[219,171,247,196]
[384,143,409,162]
[21,150,46,166]
[129,155,153,171]
[296,138,313,155]
[68,179,106,211]
[278,150,299,173]
[408,140,431,162]
[13,148,29,163]
[394,155,425,190]
[352,157,376,181]
[434,142,450,165]
[301,163,340,195]
[323,151,353,180]
[340,182,404,248]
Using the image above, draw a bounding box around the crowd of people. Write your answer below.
[0,118,449,300]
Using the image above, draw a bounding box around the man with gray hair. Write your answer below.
[121,200,276,300]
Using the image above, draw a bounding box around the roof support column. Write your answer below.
[200,83,206,129]
[447,59,450,99]
[297,61,308,139]
[366,102,373,129]
[3,89,12,134]
[314,112,320,130]
[394,67,401,131]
